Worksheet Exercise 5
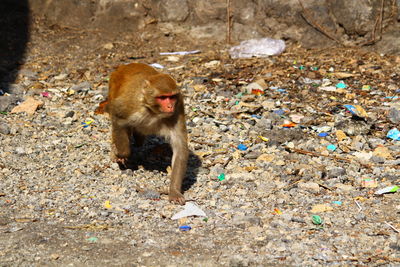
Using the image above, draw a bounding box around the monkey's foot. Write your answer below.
[115,157,128,169]
[168,191,185,205]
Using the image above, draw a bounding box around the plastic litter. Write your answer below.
[326,144,337,152]
[171,202,207,220]
[258,136,269,142]
[273,109,285,116]
[387,128,400,141]
[41,92,50,98]
[104,200,112,209]
[160,50,200,56]
[237,144,248,151]
[218,173,225,181]
[81,120,94,128]
[229,38,285,59]
[375,185,398,195]
[87,237,98,243]
[332,201,342,205]
[149,63,164,69]
[318,132,329,137]
[312,215,323,225]
[179,225,192,231]
[251,89,264,96]
[361,178,378,188]
[273,208,282,215]
[343,104,367,118]
[336,81,347,89]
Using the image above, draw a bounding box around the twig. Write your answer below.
[223,155,233,168]
[359,0,385,46]
[354,199,362,211]
[287,147,400,170]
[286,147,371,168]
[226,0,232,44]
[385,221,400,233]
[298,0,341,44]
[190,139,216,147]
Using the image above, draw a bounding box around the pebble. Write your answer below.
[0,123,10,135]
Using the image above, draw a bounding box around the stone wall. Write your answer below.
[29,0,400,54]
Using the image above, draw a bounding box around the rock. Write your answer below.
[232,215,262,227]
[297,182,320,193]
[388,108,400,124]
[15,147,25,155]
[0,123,10,135]
[334,183,354,192]
[326,167,346,178]
[0,95,18,112]
[19,69,37,79]
[70,81,91,92]
[159,0,189,22]
[335,120,370,136]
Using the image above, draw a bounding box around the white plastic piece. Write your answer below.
[171,202,206,220]
[229,38,285,58]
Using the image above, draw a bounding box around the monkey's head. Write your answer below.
[143,74,181,116]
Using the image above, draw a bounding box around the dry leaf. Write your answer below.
[373,146,393,159]
[11,97,43,115]
[336,130,347,142]
[311,204,333,213]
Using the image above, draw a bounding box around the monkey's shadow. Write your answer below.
[121,136,201,192]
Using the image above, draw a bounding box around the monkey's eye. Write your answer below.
[157,94,178,100]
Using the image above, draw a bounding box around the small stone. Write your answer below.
[70,81,91,93]
[334,183,353,192]
[15,147,25,155]
[326,167,346,178]
[388,108,400,123]
[103,43,114,50]
[0,123,10,135]
[297,182,320,193]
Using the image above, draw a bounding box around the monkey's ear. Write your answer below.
[143,79,151,88]
[142,79,152,95]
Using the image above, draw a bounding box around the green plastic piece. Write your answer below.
[87,237,98,243]
[218,173,225,181]
[312,215,323,225]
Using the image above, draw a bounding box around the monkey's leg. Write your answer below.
[168,134,188,205]
[111,123,131,165]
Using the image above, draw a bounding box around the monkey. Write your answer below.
[96,63,188,205]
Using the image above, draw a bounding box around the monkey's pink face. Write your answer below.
[156,93,178,113]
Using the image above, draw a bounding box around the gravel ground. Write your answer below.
[1,23,400,266]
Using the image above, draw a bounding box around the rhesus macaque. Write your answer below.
[96,63,188,204]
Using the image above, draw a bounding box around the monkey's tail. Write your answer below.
[94,100,109,114]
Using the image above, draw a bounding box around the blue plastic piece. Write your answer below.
[318,132,329,137]
[387,128,400,141]
[336,82,347,89]
[237,144,248,151]
[327,144,337,151]
[179,225,192,231]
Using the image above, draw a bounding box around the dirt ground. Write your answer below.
[1,18,400,267]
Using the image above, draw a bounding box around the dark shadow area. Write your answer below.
[0,0,30,95]
[121,137,201,193]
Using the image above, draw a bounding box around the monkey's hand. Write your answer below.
[168,190,185,205]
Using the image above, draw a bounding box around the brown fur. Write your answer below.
[96,63,188,204]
